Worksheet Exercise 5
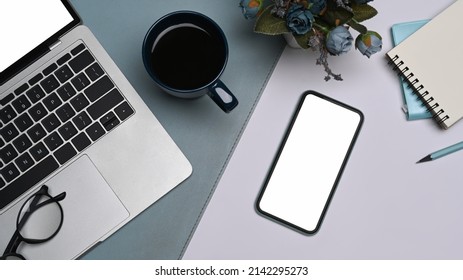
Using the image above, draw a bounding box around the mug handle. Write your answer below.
[207,80,239,113]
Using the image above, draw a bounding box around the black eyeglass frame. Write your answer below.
[1,185,66,260]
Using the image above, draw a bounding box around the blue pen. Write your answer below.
[417,141,463,163]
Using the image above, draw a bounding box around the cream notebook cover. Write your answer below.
[387,0,462,129]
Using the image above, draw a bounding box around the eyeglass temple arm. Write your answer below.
[1,187,49,255]
[3,230,21,256]
[4,188,66,255]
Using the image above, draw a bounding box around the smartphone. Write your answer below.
[256,91,363,234]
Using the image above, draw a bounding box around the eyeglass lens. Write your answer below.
[17,194,64,241]
[1,185,65,260]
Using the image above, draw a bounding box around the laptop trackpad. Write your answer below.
[21,155,129,259]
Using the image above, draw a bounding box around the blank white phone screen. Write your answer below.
[258,93,362,233]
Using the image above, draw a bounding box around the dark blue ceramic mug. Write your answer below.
[142,11,238,113]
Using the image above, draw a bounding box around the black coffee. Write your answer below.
[151,26,225,90]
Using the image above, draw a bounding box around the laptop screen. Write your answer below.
[0,0,80,85]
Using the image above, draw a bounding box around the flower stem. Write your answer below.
[313,22,329,33]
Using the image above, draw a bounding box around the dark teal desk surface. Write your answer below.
[70,0,284,259]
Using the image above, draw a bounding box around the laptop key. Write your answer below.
[12,95,32,114]
[54,143,77,165]
[71,73,90,92]
[41,75,60,93]
[28,73,43,86]
[58,121,77,141]
[27,123,47,143]
[84,75,114,102]
[100,112,120,131]
[29,142,49,162]
[0,123,19,142]
[69,50,95,73]
[85,63,104,81]
[0,144,18,164]
[0,155,59,210]
[72,111,92,130]
[0,93,15,106]
[71,43,85,56]
[15,152,34,172]
[14,113,34,132]
[44,132,64,151]
[86,122,105,141]
[43,63,58,76]
[26,85,46,103]
[72,132,91,152]
[42,113,61,132]
[14,83,29,96]
[55,65,74,83]
[43,92,63,112]
[87,88,123,120]
[56,103,76,123]
[1,162,20,183]
[114,102,134,121]
[57,83,77,101]
[29,103,48,122]
[12,134,32,154]
[57,53,71,65]
[0,105,17,124]
[70,93,89,112]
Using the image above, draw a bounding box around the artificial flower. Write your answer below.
[355,31,383,58]
[239,0,264,19]
[326,26,353,55]
[308,0,327,15]
[286,4,315,35]
[241,0,380,81]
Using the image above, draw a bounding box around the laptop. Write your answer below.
[0,0,192,259]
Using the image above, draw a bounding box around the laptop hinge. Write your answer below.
[49,40,62,50]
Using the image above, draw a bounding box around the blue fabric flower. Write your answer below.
[309,0,327,15]
[286,5,314,35]
[355,31,382,58]
[325,26,353,55]
[239,0,263,19]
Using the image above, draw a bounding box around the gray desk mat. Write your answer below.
[69,0,284,259]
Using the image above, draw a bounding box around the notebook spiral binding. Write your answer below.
[388,55,449,126]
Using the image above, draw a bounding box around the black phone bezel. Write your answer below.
[255,90,364,235]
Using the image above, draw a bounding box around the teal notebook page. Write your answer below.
[391,20,431,120]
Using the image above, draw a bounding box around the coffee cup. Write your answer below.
[142,11,238,113]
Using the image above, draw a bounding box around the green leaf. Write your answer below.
[294,30,315,49]
[254,5,289,35]
[352,3,378,22]
[347,19,367,34]
[313,20,331,33]
[319,5,354,27]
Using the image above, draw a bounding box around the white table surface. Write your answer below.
[183,0,463,259]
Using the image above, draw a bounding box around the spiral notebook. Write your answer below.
[387,0,463,129]
[391,20,431,121]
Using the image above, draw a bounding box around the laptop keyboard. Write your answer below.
[0,42,134,209]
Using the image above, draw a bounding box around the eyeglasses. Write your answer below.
[1,185,66,260]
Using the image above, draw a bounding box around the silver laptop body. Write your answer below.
[0,0,192,259]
